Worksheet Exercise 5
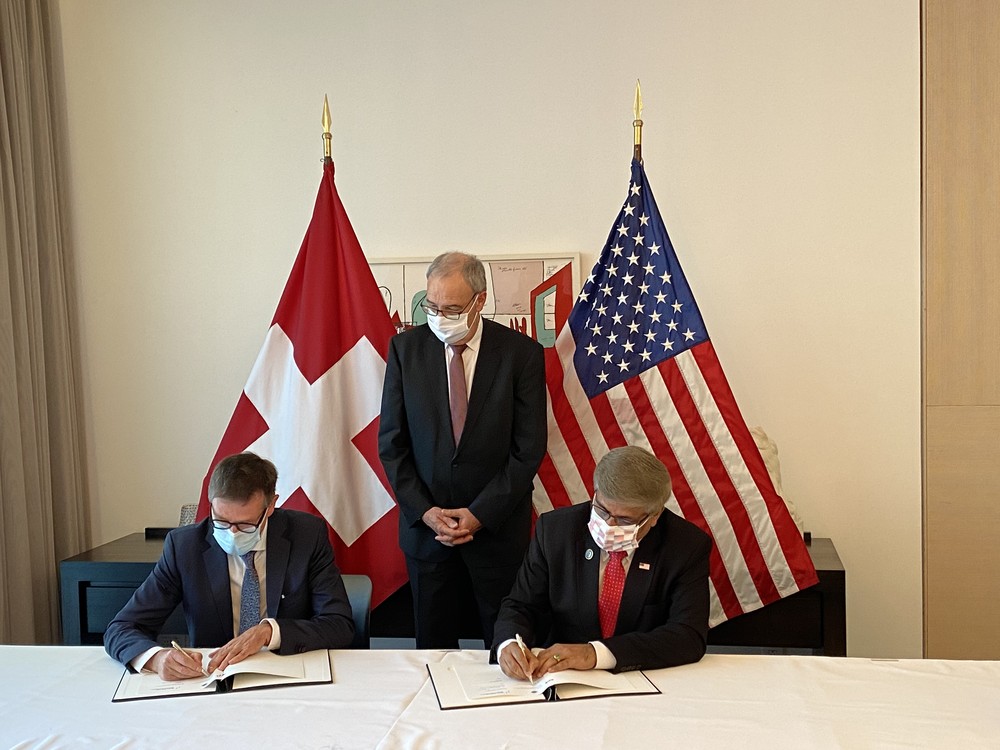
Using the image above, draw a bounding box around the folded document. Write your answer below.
[112,648,331,702]
[427,659,659,710]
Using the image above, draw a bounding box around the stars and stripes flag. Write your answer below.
[196,159,408,608]
[535,158,818,626]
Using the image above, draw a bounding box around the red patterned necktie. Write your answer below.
[448,344,468,443]
[598,550,628,638]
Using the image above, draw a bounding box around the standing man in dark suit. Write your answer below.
[493,446,712,679]
[379,252,547,648]
[105,452,354,679]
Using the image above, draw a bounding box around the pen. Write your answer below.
[171,640,209,676]
[514,633,533,684]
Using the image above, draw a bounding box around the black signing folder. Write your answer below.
[426,659,659,710]
[112,648,331,702]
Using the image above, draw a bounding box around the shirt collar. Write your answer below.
[467,313,485,352]
[447,313,484,353]
[253,513,270,552]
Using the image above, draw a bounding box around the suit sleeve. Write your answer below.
[603,531,711,672]
[489,511,553,657]
[104,533,185,667]
[468,338,547,531]
[378,335,437,527]
[274,518,355,653]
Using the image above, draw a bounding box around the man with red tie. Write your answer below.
[379,252,547,649]
[493,446,711,679]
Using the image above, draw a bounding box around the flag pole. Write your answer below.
[322,95,333,164]
[633,80,643,163]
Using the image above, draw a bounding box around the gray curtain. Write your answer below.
[0,0,90,643]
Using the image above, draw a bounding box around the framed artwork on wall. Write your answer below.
[370,253,580,348]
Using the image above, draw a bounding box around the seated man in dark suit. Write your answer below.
[493,445,711,680]
[105,452,354,680]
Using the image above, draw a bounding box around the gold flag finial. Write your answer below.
[633,80,643,162]
[322,95,332,162]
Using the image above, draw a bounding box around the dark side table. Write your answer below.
[707,537,846,655]
[60,533,185,645]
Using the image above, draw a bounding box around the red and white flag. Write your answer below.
[196,160,407,607]
[535,159,817,626]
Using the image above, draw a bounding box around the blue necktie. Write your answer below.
[239,551,261,635]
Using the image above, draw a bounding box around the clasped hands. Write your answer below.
[148,621,273,681]
[498,642,598,681]
[422,506,482,546]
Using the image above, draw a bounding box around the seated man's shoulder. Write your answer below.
[546,502,590,517]
[536,502,591,528]
[660,509,712,548]
[273,508,327,533]
[163,520,210,548]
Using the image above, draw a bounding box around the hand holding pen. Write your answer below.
[500,633,539,683]
[147,640,209,681]
[171,640,210,676]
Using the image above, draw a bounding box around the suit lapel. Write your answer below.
[614,521,662,634]
[577,527,603,637]
[416,328,454,451]
[460,320,499,449]
[265,511,290,618]
[202,524,235,640]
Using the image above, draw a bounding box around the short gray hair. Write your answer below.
[593,446,671,515]
[426,252,486,294]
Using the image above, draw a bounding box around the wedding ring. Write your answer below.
[552,654,562,662]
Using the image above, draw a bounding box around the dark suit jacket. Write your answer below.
[378,318,547,566]
[492,502,712,672]
[104,509,354,667]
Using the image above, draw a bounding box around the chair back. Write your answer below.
[178,504,198,526]
[341,574,372,649]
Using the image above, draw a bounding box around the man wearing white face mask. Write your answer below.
[379,252,547,648]
[104,452,354,680]
[492,446,711,680]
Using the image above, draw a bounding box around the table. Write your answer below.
[0,646,436,750]
[61,534,846,654]
[2,647,999,749]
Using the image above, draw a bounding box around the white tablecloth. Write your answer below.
[2,647,999,749]
[0,646,442,749]
[379,651,1000,749]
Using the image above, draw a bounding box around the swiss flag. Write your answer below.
[196,159,407,607]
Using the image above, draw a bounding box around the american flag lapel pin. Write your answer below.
[638,562,651,571]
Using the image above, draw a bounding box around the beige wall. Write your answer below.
[53,0,921,657]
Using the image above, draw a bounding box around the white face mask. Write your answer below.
[213,524,261,556]
[427,311,475,345]
[210,501,267,557]
[587,506,650,553]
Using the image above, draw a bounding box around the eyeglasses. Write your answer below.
[591,496,650,527]
[211,504,268,534]
[419,293,480,320]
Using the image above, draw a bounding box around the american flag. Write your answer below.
[535,159,818,626]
